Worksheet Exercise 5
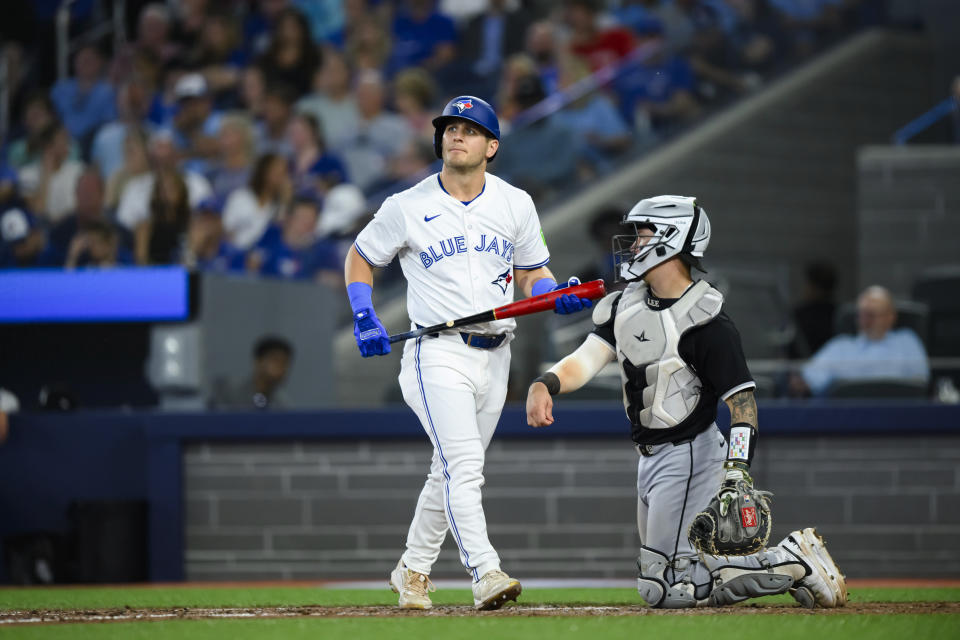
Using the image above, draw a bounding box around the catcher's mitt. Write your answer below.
[688,470,772,556]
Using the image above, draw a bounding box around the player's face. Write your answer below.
[630,226,656,254]
[441,121,497,170]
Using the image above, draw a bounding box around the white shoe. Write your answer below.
[778,528,848,608]
[389,560,436,610]
[472,569,522,611]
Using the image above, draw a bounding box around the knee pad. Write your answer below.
[702,550,805,606]
[636,547,697,609]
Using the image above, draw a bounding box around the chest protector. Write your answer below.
[609,280,723,429]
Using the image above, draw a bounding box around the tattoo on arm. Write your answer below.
[726,390,758,427]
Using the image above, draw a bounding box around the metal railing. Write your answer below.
[56,0,127,81]
[891,96,959,144]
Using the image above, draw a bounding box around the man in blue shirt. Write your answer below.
[50,43,116,147]
[252,196,341,284]
[795,285,929,396]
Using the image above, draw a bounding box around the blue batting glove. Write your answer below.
[353,307,391,357]
[553,277,593,315]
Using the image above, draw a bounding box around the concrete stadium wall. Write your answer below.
[184,434,960,581]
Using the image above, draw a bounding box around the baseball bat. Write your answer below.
[387,279,606,344]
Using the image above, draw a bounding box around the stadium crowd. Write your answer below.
[0,0,885,285]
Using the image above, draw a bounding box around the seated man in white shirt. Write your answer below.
[792,285,929,397]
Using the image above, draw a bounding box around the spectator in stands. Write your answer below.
[18,123,85,224]
[209,113,256,199]
[768,0,842,57]
[6,92,80,170]
[46,169,132,267]
[243,0,293,59]
[185,12,248,108]
[49,42,117,150]
[451,0,533,95]
[256,7,321,98]
[123,3,180,87]
[317,182,367,239]
[388,0,457,75]
[210,335,294,410]
[239,65,268,122]
[135,168,192,265]
[344,15,393,72]
[366,138,436,195]
[578,205,628,288]
[0,387,19,445]
[179,196,245,273]
[105,127,151,211]
[171,73,223,174]
[91,75,153,184]
[566,0,636,71]
[494,54,539,126]
[116,129,213,231]
[338,70,413,192]
[493,75,580,198]
[787,261,839,359]
[458,0,534,85]
[791,285,930,397]
[64,221,132,269]
[524,21,561,96]
[287,113,348,197]
[256,84,297,157]
[297,48,360,152]
[613,19,700,131]
[169,0,213,54]
[553,55,633,171]
[393,67,439,143]
[0,168,47,268]
[248,196,343,285]
[222,152,291,249]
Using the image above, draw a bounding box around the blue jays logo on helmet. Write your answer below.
[491,269,512,294]
[432,95,500,161]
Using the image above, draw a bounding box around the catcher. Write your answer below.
[526,196,847,609]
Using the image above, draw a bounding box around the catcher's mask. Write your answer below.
[613,195,711,282]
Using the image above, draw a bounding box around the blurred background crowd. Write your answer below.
[0,0,957,413]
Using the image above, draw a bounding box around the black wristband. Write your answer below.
[532,372,561,395]
[726,422,758,468]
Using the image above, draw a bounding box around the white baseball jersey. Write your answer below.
[354,172,550,335]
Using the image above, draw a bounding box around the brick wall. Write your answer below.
[184,435,960,581]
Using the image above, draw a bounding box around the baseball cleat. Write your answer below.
[778,527,848,608]
[389,560,436,609]
[472,569,522,610]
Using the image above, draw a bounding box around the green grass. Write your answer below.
[0,586,958,611]
[2,614,959,640]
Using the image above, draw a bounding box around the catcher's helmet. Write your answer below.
[613,195,711,282]
[432,96,500,161]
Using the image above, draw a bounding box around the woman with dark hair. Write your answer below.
[135,168,191,264]
[222,152,291,249]
[287,112,348,197]
[256,8,321,98]
[6,92,81,169]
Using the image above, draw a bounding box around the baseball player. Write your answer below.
[344,96,592,610]
[526,196,848,608]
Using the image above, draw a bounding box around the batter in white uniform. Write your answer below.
[343,96,591,611]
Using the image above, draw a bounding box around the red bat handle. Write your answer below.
[492,279,607,320]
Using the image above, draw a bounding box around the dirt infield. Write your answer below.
[2,602,958,626]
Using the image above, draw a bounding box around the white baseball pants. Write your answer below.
[398,331,512,581]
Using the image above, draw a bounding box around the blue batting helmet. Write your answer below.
[432,96,500,161]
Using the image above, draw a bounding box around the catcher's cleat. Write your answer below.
[472,569,522,611]
[778,527,848,608]
[389,560,436,609]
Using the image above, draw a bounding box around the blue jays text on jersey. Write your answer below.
[419,234,515,269]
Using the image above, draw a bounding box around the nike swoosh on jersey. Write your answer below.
[424,214,442,222]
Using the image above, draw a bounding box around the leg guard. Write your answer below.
[636,547,698,609]
[701,548,805,606]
